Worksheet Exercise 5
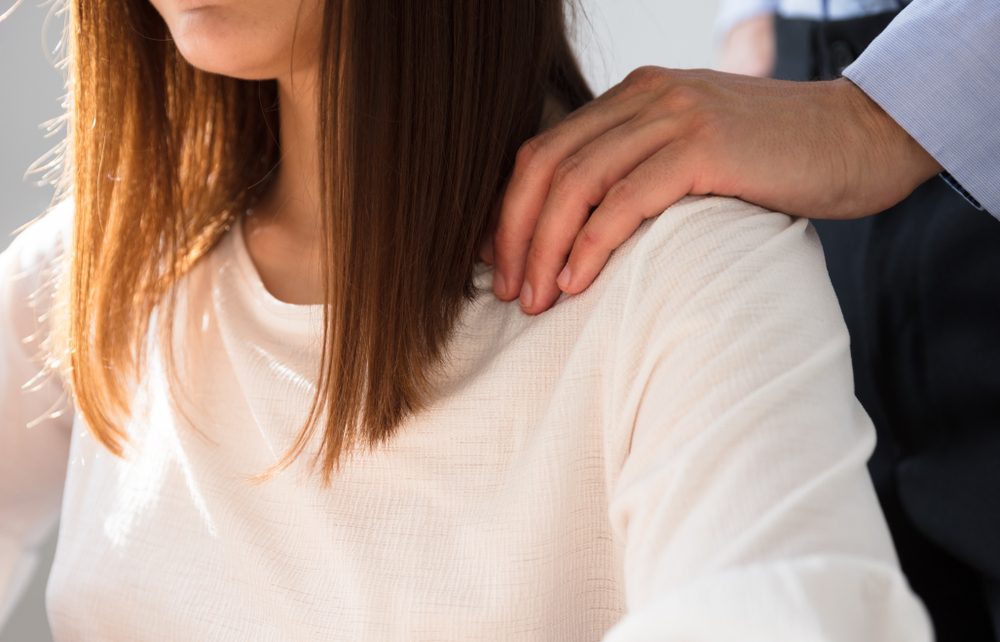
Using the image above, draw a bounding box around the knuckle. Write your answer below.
[526,240,550,268]
[661,83,702,111]
[685,109,719,144]
[576,225,604,253]
[550,154,583,194]
[515,134,547,172]
[603,179,636,210]
[623,65,668,92]
[492,212,522,245]
[492,224,522,253]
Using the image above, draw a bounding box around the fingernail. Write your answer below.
[493,271,506,297]
[519,281,533,310]
[556,265,572,291]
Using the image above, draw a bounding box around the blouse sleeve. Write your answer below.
[0,201,74,629]
[600,197,933,641]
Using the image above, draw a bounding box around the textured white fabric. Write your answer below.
[1,195,932,640]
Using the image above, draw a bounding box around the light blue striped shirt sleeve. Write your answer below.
[842,0,1000,219]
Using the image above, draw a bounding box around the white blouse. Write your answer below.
[0,195,932,641]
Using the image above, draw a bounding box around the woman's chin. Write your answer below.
[173,43,277,81]
[170,11,279,80]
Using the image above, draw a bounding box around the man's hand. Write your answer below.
[485,67,942,315]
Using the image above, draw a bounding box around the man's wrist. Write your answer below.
[836,77,942,200]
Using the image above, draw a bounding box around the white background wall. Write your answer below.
[0,1,719,640]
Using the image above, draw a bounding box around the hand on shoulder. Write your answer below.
[487,66,941,315]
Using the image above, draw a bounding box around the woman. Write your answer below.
[0,0,930,639]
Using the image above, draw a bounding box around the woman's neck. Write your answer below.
[239,70,326,306]
[256,70,323,241]
[242,80,573,306]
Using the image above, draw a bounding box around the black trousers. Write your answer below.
[775,14,1000,642]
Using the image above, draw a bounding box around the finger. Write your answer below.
[519,116,675,314]
[559,144,696,295]
[491,89,655,301]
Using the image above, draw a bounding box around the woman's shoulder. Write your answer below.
[1,197,74,278]
[618,195,817,278]
[591,198,855,456]
[1,198,74,357]
[600,195,826,307]
[589,194,844,373]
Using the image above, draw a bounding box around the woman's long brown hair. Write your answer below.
[58,0,593,483]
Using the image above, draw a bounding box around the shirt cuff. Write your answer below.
[842,0,1000,220]
[939,171,985,211]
